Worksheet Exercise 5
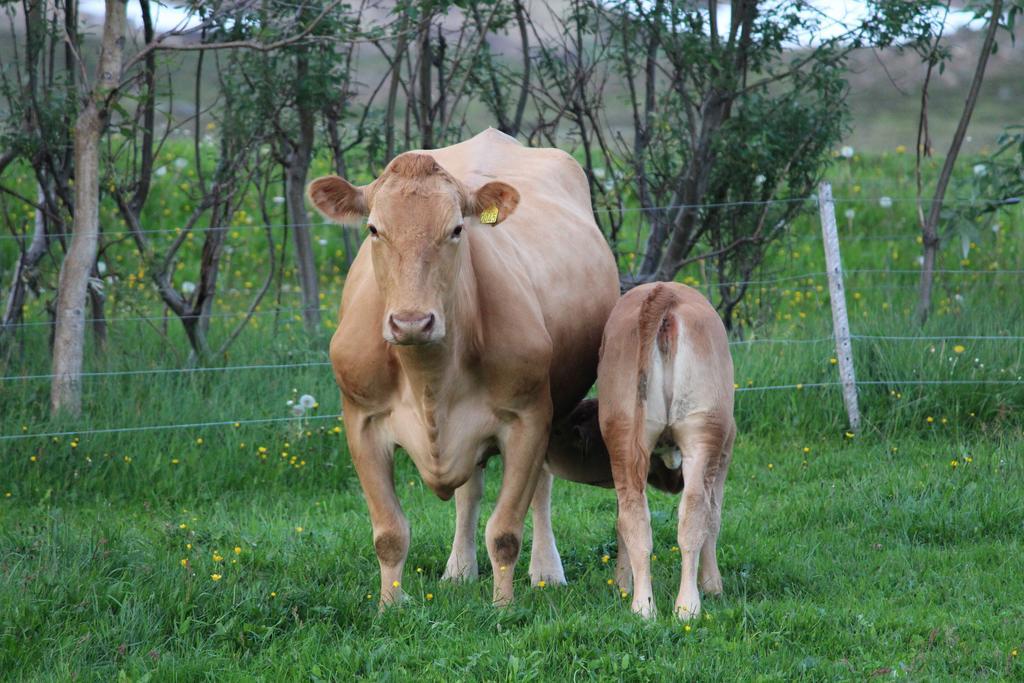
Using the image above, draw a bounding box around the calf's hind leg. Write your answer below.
[699,422,734,595]
[606,419,657,618]
[671,414,727,620]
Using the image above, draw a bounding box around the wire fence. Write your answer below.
[4,266,1023,331]
[2,194,1021,443]
[3,376,1021,443]
[6,332,1024,383]
[1,193,1019,243]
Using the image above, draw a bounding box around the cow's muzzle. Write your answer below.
[386,310,442,345]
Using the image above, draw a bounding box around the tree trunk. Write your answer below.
[916,0,1001,324]
[286,158,321,334]
[1,183,50,338]
[385,16,411,161]
[51,0,126,416]
[417,14,433,149]
[286,49,321,336]
[650,90,730,282]
[194,201,231,355]
[88,261,107,351]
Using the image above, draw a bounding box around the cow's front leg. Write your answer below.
[443,465,484,582]
[529,467,566,586]
[344,408,409,606]
[487,405,550,605]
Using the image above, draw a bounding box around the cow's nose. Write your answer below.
[389,312,435,338]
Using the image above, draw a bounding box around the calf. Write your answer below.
[597,282,735,619]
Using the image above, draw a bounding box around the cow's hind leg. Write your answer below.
[699,421,734,595]
[671,413,726,620]
[443,465,484,582]
[529,468,567,586]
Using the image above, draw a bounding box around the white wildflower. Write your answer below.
[181,281,196,295]
[844,208,855,220]
[154,166,167,177]
[291,404,306,418]
[973,163,986,177]
[878,196,892,209]
[754,174,766,186]
[840,146,854,159]
[299,394,316,409]
[272,196,285,204]
[174,158,188,170]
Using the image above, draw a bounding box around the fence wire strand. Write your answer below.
[3,377,1019,441]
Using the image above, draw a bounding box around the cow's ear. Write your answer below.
[467,181,520,225]
[307,175,367,224]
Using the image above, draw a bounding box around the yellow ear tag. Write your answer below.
[479,206,499,224]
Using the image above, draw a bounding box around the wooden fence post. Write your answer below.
[818,181,861,432]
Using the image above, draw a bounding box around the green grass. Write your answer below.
[2,431,1022,680]
[2,148,1023,679]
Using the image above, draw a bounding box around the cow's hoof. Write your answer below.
[631,597,657,619]
[700,575,723,595]
[441,561,479,583]
[529,563,566,587]
[530,573,566,587]
[673,600,701,621]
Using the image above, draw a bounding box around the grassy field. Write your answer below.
[2,147,1023,679]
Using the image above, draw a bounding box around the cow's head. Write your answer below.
[308,153,519,345]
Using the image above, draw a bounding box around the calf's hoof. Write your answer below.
[378,589,408,611]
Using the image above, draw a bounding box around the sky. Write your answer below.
[705,1,982,46]
[77,0,985,43]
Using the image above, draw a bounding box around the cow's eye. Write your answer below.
[368,225,378,237]
[451,224,464,239]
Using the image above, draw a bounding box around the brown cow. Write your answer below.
[560,282,735,620]
[308,129,619,606]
